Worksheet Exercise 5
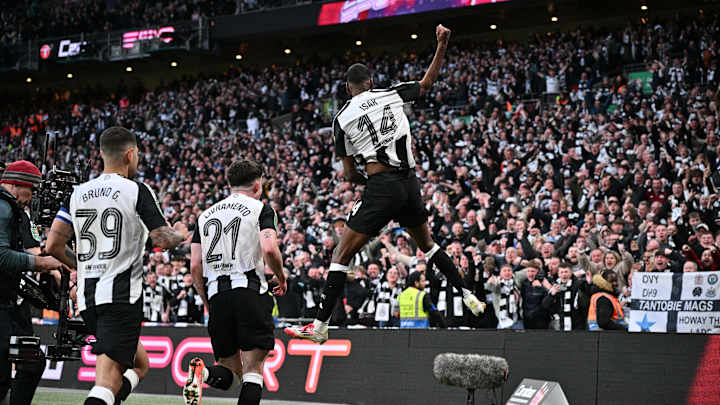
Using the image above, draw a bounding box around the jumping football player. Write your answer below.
[285,24,485,344]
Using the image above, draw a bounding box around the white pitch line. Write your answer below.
[36,387,347,405]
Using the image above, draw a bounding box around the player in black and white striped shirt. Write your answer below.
[183,159,286,405]
[46,127,188,405]
[286,25,485,344]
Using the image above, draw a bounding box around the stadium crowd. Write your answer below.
[0,0,303,46]
[2,12,720,330]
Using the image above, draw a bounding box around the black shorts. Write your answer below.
[208,288,274,359]
[81,299,143,369]
[346,169,428,236]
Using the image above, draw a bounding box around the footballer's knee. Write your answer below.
[408,228,434,252]
[331,243,355,266]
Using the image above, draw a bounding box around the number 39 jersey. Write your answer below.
[334,81,420,169]
[57,173,167,312]
[192,193,278,299]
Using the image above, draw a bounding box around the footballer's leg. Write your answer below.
[238,348,269,405]
[285,225,370,343]
[114,342,149,405]
[399,173,485,316]
[85,355,124,405]
[405,222,485,316]
[184,352,242,405]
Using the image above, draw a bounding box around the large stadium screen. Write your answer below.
[317,0,509,26]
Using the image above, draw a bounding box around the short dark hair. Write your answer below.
[558,262,572,270]
[226,159,263,187]
[99,127,136,159]
[346,63,372,85]
[407,270,424,287]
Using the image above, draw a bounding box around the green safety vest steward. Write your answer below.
[398,287,429,328]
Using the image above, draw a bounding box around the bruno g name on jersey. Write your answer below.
[80,187,121,203]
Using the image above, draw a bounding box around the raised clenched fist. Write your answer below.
[436,24,451,44]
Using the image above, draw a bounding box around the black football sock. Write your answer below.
[316,270,347,323]
[113,377,130,405]
[85,399,107,405]
[428,248,467,292]
[114,369,139,404]
[206,365,235,390]
[237,383,262,405]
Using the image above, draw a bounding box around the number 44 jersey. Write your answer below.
[57,173,168,312]
[334,81,420,169]
[192,193,278,299]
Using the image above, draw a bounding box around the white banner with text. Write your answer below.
[629,271,720,333]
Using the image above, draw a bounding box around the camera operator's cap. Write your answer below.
[0,160,41,189]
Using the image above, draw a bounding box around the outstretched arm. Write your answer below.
[419,24,451,95]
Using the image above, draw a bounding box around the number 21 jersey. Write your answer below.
[192,193,277,299]
[57,173,167,311]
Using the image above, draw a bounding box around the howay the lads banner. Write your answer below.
[630,271,720,333]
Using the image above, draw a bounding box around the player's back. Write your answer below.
[197,193,272,298]
[68,173,153,311]
[334,82,420,169]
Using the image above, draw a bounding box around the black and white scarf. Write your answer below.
[159,274,182,295]
[498,279,519,328]
[437,278,465,319]
[142,283,167,322]
[553,279,575,331]
[367,281,403,322]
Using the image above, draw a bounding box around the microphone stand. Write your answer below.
[466,388,475,405]
[466,388,500,405]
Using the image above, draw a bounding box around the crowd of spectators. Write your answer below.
[0,0,312,48]
[3,12,720,330]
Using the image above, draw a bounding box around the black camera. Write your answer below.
[31,167,83,228]
[13,270,94,363]
[30,130,89,228]
[11,131,94,364]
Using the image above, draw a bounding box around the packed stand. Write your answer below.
[3,12,720,329]
[0,0,307,47]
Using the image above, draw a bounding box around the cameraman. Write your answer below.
[0,161,69,405]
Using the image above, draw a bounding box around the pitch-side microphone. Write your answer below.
[433,353,509,405]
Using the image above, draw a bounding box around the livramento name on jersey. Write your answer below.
[202,202,253,219]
